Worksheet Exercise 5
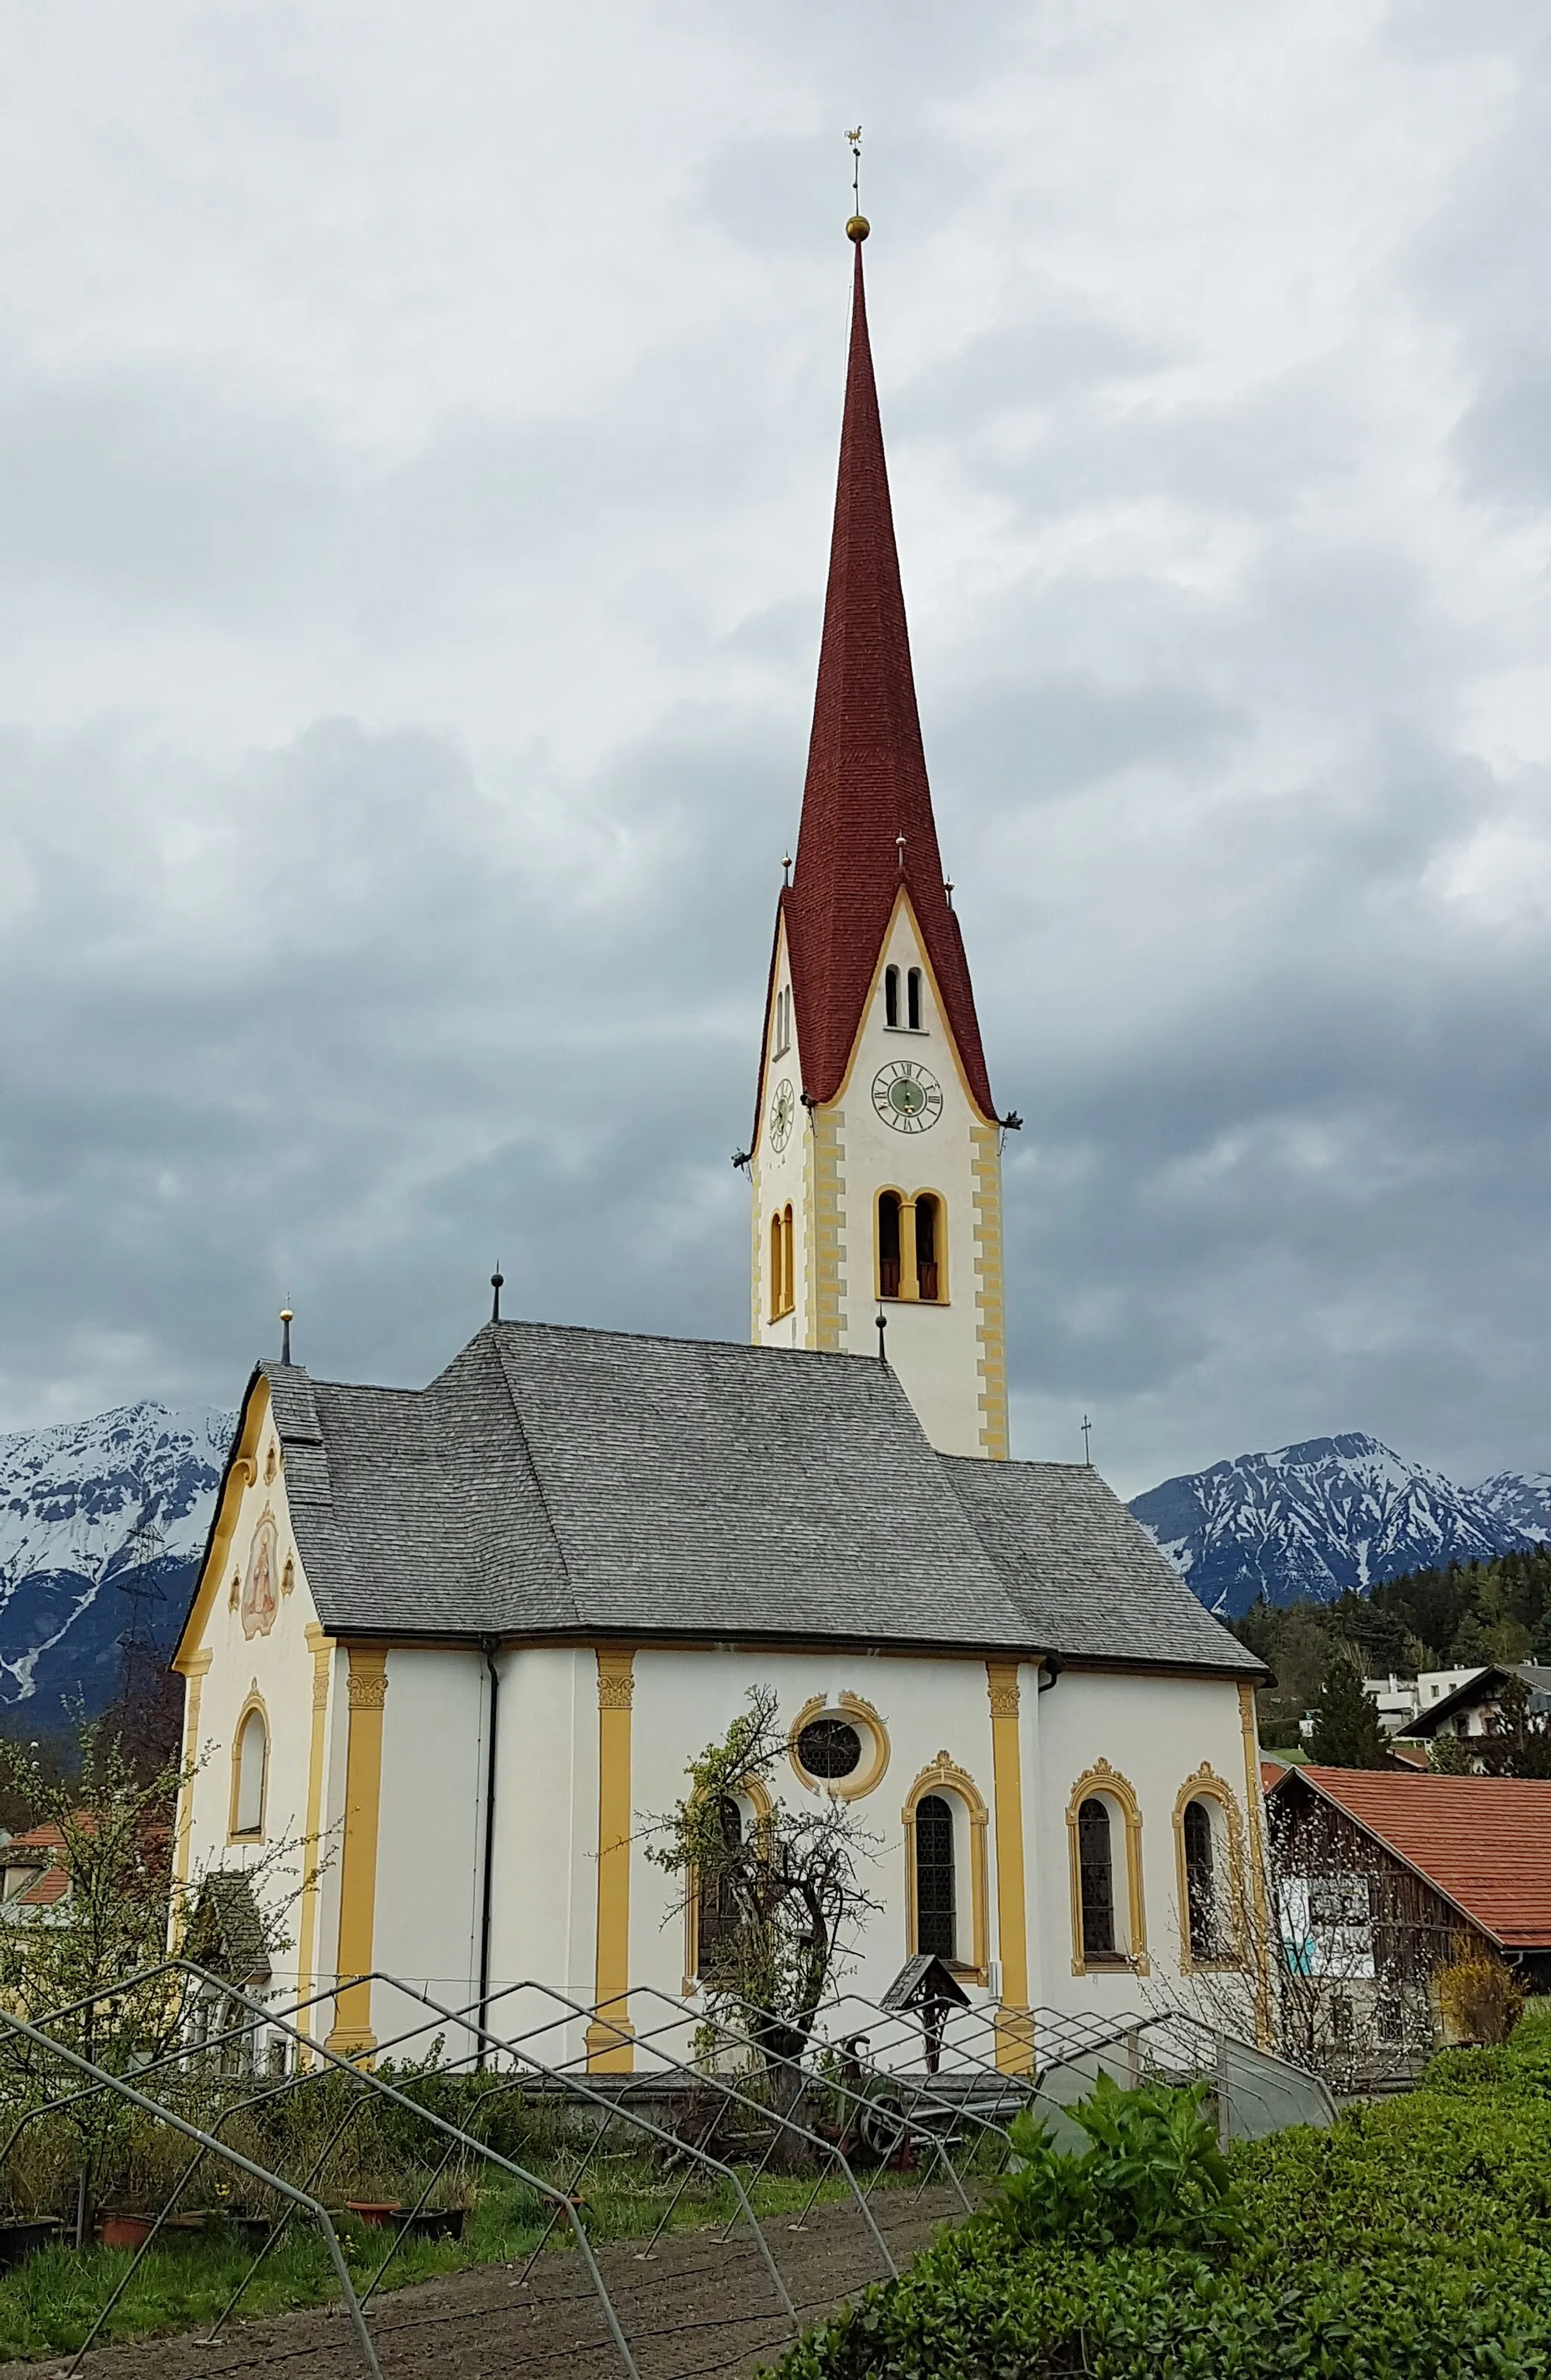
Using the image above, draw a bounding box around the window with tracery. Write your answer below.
[914,1793,956,1960]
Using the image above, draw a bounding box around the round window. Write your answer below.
[797,1718,863,1779]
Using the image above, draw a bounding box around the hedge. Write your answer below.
[767,2005,1551,2380]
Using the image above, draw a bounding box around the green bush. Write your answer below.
[984,2073,1238,2254]
[769,2007,1551,2379]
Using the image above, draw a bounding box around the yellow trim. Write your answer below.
[226,1686,270,1843]
[174,1378,271,1674]
[1237,1683,1276,2047]
[788,1691,890,1801]
[810,1106,845,1350]
[1172,1765,1247,1973]
[970,1124,1010,1460]
[326,1646,389,2060]
[901,1753,988,1982]
[296,1624,335,2046]
[1066,1760,1150,1976]
[683,1775,773,1992]
[170,1648,213,1935]
[985,1662,1031,2070]
[587,1648,637,2072]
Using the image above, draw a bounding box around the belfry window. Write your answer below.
[1078,1798,1117,1963]
[772,986,791,1059]
[878,1192,902,1299]
[770,1207,795,1320]
[884,965,900,1028]
[907,967,922,1031]
[914,1195,941,1302]
[913,1794,956,1961]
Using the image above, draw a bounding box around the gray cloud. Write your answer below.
[2,0,1550,1512]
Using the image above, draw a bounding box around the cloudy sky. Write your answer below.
[2,0,1549,1498]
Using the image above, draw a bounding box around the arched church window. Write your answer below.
[696,1795,744,1979]
[795,1717,863,1779]
[913,1793,956,1960]
[877,1192,902,1300]
[907,967,923,1031]
[1183,1797,1219,1960]
[1078,1797,1117,1963]
[232,1707,267,1840]
[782,1206,794,1316]
[914,1194,941,1301]
[884,965,900,1028]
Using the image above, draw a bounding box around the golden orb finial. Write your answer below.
[847,214,869,242]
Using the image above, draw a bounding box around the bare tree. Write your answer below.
[646,1687,882,2071]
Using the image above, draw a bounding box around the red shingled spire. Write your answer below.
[782,233,995,1117]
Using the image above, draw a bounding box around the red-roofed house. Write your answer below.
[1266,1765,1551,2069]
[0,1821,71,1913]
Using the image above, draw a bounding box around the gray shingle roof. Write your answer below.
[233,1320,1259,1676]
[941,1455,1262,1674]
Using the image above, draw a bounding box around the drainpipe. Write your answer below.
[476,1635,501,2067]
[1038,1653,1064,1693]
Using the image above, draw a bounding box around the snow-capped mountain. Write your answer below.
[0,1402,233,1726]
[1128,1432,1543,1617]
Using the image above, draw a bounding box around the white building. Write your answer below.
[172,222,1273,2072]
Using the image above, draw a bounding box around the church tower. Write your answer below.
[749,221,1010,1461]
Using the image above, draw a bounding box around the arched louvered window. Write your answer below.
[782,1206,794,1316]
[233,1707,267,1838]
[914,1194,941,1301]
[1183,1798,1218,1959]
[884,965,900,1027]
[914,1794,956,1961]
[1078,1797,1116,1963]
[696,1796,744,1979]
[907,967,923,1031]
[878,1192,902,1300]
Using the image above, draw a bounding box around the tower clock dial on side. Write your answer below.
[872,1060,944,1133]
[769,1076,796,1152]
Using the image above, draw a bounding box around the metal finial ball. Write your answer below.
[847,214,870,242]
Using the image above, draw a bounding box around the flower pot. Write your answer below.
[0,2217,61,2268]
[98,2213,154,2250]
[344,2200,403,2228]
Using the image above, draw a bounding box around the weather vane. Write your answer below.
[846,126,862,205]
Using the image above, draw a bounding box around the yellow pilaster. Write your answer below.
[295,1625,335,2047]
[1237,1682,1276,2048]
[810,1108,845,1350]
[586,1648,637,2072]
[987,1660,1034,2070]
[326,1645,388,2060]
[170,1648,212,1944]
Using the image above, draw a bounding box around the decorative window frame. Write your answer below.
[1066,1760,1150,1976]
[901,1752,988,1984]
[682,1775,773,1994]
[227,1685,270,1844]
[1172,1765,1247,1972]
[788,1691,891,1802]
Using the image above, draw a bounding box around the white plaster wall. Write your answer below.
[829,901,997,1457]
[1033,1672,1256,2010]
[180,1411,325,2001]
[484,1646,598,2063]
[367,1646,484,2050]
[627,1647,1012,2027]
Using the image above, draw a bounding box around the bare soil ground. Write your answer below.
[4,2188,966,2380]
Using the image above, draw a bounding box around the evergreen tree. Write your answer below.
[1450,1610,1490,1666]
[1308,1648,1393,1769]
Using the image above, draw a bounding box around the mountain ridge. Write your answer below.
[1128,1431,1551,1617]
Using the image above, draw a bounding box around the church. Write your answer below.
[172,220,1271,2071]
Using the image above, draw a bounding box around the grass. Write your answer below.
[0,2158,902,2360]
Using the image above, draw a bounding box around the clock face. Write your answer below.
[769,1076,796,1153]
[872,1059,944,1134]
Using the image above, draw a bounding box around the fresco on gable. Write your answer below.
[241,1512,279,1640]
